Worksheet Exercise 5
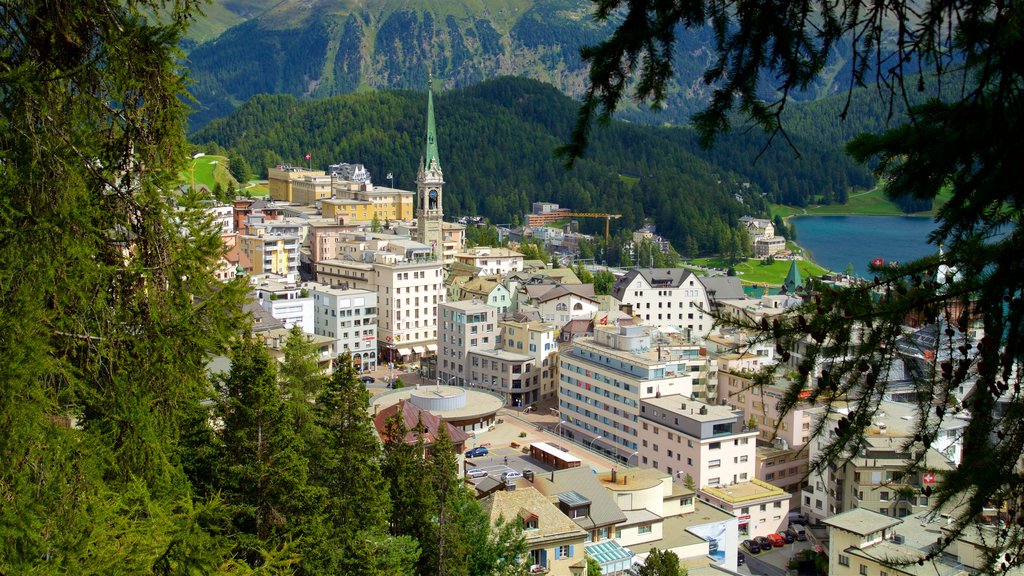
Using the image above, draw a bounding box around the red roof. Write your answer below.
[374,400,470,446]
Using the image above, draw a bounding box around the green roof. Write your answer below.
[422,76,440,172]
[585,540,634,573]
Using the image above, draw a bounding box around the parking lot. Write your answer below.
[738,536,814,576]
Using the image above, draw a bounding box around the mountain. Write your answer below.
[191,77,873,253]
[184,0,860,131]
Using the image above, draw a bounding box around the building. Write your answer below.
[637,395,758,491]
[738,216,774,242]
[308,282,378,372]
[526,202,574,227]
[557,325,717,462]
[372,399,470,457]
[327,162,371,183]
[449,276,513,313]
[481,487,589,576]
[316,250,444,364]
[237,233,301,277]
[754,235,787,257]
[454,247,524,276]
[699,478,791,539]
[611,268,714,339]
[516,283,599,328]
[499,319,559,400]
[252,276,313,332]
[416,79,445,261]
[307,220,359,263]
[370,385,504,436]
[823,508,1006,576]
[233,198,283,235]
[267,165,327,203]
[804,401,959,525]
[438,300,498,388]
[321,181,414,224]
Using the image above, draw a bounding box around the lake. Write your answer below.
[791,215,939,278]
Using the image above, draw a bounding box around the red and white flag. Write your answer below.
[304,152,311,161]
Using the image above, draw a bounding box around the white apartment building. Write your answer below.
[558,325,717,463]
[252,276,313,332]
[453,246,524,276]
[637,395,758,490]
[517,283,599,327]
[315,249,444,364]
[308,282,378,372]
[438,300,497,387]
[610,268,714,339]
[202,202,234,237]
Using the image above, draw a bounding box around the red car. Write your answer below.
[766,533,786,547]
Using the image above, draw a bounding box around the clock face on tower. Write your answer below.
[428,189,438,210]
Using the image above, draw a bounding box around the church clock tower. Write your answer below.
[416,77,444,260]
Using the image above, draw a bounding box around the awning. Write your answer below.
[410,346,422,355]
[425,344,437,353]
[396,347,412,357]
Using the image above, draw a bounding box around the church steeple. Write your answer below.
[416,76,444,259]
[422,75,441,173]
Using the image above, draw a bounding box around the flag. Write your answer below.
[386,172,393,180]
[304,152,311,161]
[599,315,608,325]
[871,258,884,268]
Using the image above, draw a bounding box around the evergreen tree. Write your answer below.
[228,150,253,185]
[219,336,324,568]
[279,325,326,444]
[382,414,436,559]
[594,270,616,295]
[0,0,245,571]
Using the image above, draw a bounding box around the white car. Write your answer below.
[501,470,523,482]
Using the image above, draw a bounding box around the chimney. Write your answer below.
[611,469,618,483]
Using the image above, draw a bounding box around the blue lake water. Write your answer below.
[791,215,939,278]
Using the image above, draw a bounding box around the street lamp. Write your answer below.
[587,435,605,450]
[626,451,639,467]
[437,373,457,390]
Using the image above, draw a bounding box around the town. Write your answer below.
[197,85,985,576]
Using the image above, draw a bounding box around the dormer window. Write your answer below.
[520,509,539,530]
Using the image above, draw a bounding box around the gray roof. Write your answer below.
[823,507,903,536]
[531,467,627,530]
[611,268,699,300]
[700,276,746,300]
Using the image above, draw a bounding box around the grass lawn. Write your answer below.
[181,155,235,192]
[770,184,953,219]
[241,181,269,197]
[688,257,831,285]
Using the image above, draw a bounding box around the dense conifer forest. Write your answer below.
[193,77,874,255]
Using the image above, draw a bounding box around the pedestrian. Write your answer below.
[504,456,508,465]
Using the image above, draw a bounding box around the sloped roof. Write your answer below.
[700,276,746,300]
[531,467,627,530]
[373,399,470,447]
[481,487,587,543]
[611,268,700,300]
[526,283,597,304]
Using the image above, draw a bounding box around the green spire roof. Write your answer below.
[784,260,803,293]
[423,75,440,171]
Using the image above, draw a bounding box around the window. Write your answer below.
[880,491,890,502]
[759,504,767,512]
[774,501,782,508]
[709,442,721,450]
[859,565,868,575]
[638,524,653,535]
[708,477,720,486]
[709,459,721,468]
[838,555,849,567]
[556,545,571,559]
[741,507,749,515]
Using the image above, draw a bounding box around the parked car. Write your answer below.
[766,533,786,547]
[501,470,523,482]
[466,468,488,479]
[787,523,808,541]
[737,551,746,565]
[742,539,761,554]
[755,536,773,549]
[780,530,795,544]
[465,446,489,458]
[360,375,375,384]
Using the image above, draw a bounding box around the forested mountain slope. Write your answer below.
[193,77,873,253]
[184,0,869,131]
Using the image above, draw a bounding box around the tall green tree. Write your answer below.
[571,0,1024,569]
[0,0,245,571]
[279,325,326,443]
[382,414,437,556]
[219,336,324,568]
[310,353,418,575]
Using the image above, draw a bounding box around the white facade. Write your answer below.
[558,325,717,462]
[637,395,757,490]
[610,269,713,339]
[454,247,524,276]
[315,252,445,362]
[308,282,378,372]
[253,277,313,332]
[438,300,497,387]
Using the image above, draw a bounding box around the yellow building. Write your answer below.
[267,166,327,203]
[237,233,300,276]
[322,181,414,223]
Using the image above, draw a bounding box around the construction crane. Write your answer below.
[565,213,623,241]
